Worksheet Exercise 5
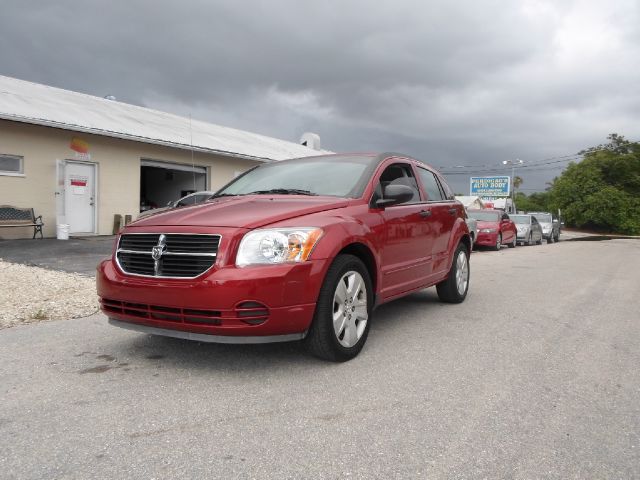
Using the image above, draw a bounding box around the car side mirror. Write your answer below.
[375,184,414,208]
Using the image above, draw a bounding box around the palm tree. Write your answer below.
[513,175,523,193]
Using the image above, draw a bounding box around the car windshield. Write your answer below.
[510,215,531,224]
[467,211,499,222]
[215,155,375,198]
[532,213,552,223]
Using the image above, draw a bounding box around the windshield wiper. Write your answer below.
[245,188,317,196]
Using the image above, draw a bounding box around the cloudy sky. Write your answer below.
[1,0,638,193]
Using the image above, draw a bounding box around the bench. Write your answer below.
[0,206,44,239]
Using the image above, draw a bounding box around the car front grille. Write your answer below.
[100,298,269,326]
[116,233,220,278]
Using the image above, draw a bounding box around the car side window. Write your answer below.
[374,163,421,204]
[416,167,444,201]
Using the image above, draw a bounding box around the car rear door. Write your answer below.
[415,166,457,275]
[500,212,515,244]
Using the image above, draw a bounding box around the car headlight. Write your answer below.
[480,228,496,233]
[236,227,323,266]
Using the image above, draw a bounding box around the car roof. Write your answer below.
[280,152,435,171]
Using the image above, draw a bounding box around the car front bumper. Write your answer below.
[475,231,499,247]
[97,257,327,341]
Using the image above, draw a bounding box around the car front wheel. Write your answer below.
[493,233,502,251]
[436,242,470,304]
[305,254,373,362]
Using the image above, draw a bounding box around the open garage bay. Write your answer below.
[1,239,639,479]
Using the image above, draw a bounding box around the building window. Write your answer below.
[0,154,24,176]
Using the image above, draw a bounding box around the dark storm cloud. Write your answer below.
[1,0,639,192]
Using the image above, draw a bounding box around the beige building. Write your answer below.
[0,76,324,239]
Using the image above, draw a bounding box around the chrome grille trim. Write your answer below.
[116,233,221,279]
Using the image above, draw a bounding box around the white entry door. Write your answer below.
[64,161,96,234]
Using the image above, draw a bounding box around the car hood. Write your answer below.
[539,222,552,229]
[129,195,350,229]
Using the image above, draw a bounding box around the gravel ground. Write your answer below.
[0,259,99,329]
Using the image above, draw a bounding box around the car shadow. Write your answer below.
[108,289,445,371]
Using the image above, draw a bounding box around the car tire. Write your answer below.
[554,234,560,242]
[508,236,516,248]
[547,235,554,244]
[493,233,502,251]
[536,235,543,245]
[527,233,533,246]
[304,254,373,362]
[436,242,470,304]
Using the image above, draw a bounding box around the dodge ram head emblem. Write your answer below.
[152,244,165,261]
[152,234,167,275]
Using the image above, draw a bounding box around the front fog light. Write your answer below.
[237,227,323,266]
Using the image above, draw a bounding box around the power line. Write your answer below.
[436,141,635,174]
[439,158,579,175]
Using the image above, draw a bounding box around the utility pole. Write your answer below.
[502,158,523,213]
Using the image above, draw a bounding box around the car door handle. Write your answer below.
[419,210,432,217]
[448,208,457,215]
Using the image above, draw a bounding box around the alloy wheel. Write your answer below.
[455,250,469,296]
[332,271,368,348]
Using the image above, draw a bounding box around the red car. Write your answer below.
[467,209,517,250]
[97,153,471,361]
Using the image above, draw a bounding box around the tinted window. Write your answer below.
[510,215,531,224]
[532,213,552,223]
[417,168,444,201]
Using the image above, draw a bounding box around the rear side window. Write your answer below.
[417,167,444,201]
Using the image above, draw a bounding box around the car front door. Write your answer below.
[374,162,434,299]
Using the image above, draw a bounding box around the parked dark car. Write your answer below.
[98,153,471,361]
[467,209,517,250]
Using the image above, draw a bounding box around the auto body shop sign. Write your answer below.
[470,176,510,197]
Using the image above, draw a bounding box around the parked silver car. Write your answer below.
[138,191,215,218]
[528,212,560,243]
[464,208,478,247]
[510,214,544,246]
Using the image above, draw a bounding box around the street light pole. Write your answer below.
[502,158,523,213]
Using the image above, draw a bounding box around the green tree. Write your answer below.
[548,134,640,234]
[514,191,550,212]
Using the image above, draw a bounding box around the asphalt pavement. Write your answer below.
[0,236,114,276]
[1,239,639,479]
